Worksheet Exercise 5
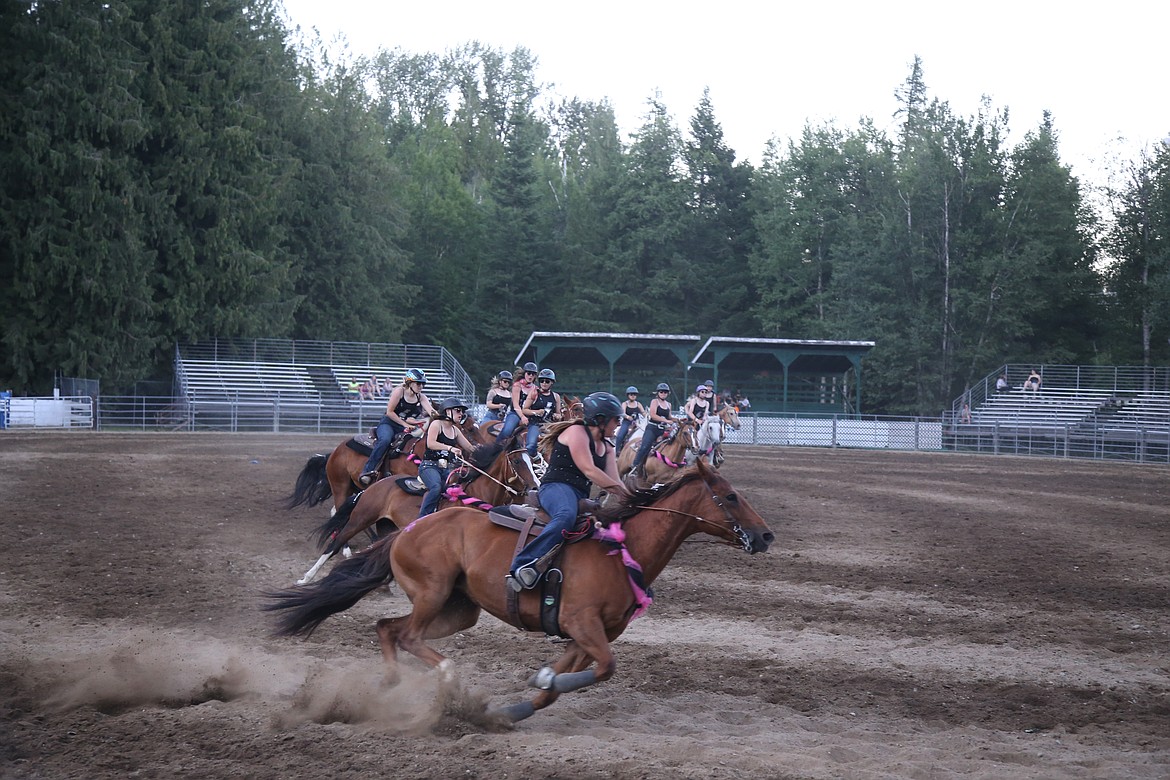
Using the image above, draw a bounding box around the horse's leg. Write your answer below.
[374,594,480,684]
[493,624,616,722]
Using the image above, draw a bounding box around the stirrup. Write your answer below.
[507,566,541,591]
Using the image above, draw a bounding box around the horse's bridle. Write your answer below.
[455,448,534,497]
[637,474,752,551]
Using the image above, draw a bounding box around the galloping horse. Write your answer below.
[616,418,697,485]
[264,459,773,721]
[294,433,539,585]
[284,413,492,515]
[695,404,742,467]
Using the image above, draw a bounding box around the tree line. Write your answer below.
[2,0,1167,414]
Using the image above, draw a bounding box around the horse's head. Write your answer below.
[692,459,772,553]
[563,396,583,420]
[507,447,541,492]
[719,404,741,431]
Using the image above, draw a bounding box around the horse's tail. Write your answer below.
[311,490,360,551]
[263,533,398,638]
[284,454,331,509]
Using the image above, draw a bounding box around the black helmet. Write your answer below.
[522,361,539,373]
[404,368,427,384]
[537,368,556,382]
[625,386,639,395]
[497,370,513,381]
[582,392,622,425]
[656,382,671,393]
[441,397,467,414]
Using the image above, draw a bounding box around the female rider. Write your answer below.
[614,386,645,454]
[495,362,539,443]
[520,368,562,458]
[629,382,674,478]
[684,384,713,426]
[506,392,629,591]
[417,398,477,518]
[484,370,514,421]
[360,368,434,486]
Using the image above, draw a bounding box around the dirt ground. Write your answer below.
[1,432,1168,779]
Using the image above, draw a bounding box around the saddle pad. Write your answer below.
[344,434,375,455]
[488,504,546,534]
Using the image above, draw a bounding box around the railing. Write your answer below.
[6,395,1167,465]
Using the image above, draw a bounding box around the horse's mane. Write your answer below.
[595,465,711,526]
[466,430,521,472]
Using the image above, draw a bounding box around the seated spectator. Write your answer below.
[1023,369,1042,393]
[996,373,1009,393]
[347,378,361,397]
[738,395,751,411]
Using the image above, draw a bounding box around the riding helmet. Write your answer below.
[441,397,467,414]
[626,386,639,395]
[404,368,427,384]
[498,370,513,381]
[537,368,557,383]
[695,384,707,394]
[656,382,671,393]
[582,392,623,426]
[522,361,539,373]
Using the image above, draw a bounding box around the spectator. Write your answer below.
[347,378,360,398]
[737,395,751,411]
[1023,369,1042,393]
[996,373,1010,393]
[960,401,972,424]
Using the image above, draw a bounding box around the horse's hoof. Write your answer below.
[492,701,536,722]
[341,546,353,559]
[295,577,311,586]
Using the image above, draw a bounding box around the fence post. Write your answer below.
[273,395,280,433]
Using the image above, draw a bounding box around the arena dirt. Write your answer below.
[1,432,1167,779]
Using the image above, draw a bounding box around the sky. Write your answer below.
[278,0,1168,191]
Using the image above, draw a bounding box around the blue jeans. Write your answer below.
[524,421,543,457]
[495,410,523,443]
[632,423,664,469]
[364,415,405,474]
[417,461,450,517]
[512,481,585,571]
[614,418,636,452]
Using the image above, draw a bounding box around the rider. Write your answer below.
[506,392,629,591]
[360,368,435,486]
[629,382,674,478]
[484,370,513,421]
[614,386,645,454]
[495,362,539,443]
[520,368,562,458]
[417,398,477,518]
[685,383,713,426]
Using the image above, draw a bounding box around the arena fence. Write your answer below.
[5,394,1165,465]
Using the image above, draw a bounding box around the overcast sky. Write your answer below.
[279,1,1168,190]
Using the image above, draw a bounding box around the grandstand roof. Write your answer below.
[513,332,702,370]
[690,336,875,375]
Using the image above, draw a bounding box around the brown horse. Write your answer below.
[294,433,539,585]
[285,413,493,515]
[616,418,698,485]
[264,459,773,721]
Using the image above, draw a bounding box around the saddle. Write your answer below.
[492,498,600,636]
[393,475,427,495]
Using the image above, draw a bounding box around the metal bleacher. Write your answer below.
[173,339,477,432]
[948,364,1170,461]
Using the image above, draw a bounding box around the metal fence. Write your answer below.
[4,395,1166,465]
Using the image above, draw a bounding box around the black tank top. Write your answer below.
[394,391,423,420]
[543,433,608,495]
[490,390,512,412]
[424,426,460,461]
[529,389,557,420]
[692,400,709,420]
[623,402,642,419]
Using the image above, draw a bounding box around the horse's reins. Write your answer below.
[630,480,751,550]
[450,448,530,496]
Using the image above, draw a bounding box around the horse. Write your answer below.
[263,458,773,722]
[294,433,540,585]
[695,404,741,467]
[616,418,698,485]
[561,395,583,420]
[284,413,492,515]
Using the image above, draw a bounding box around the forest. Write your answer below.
[2,0,1167,415]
